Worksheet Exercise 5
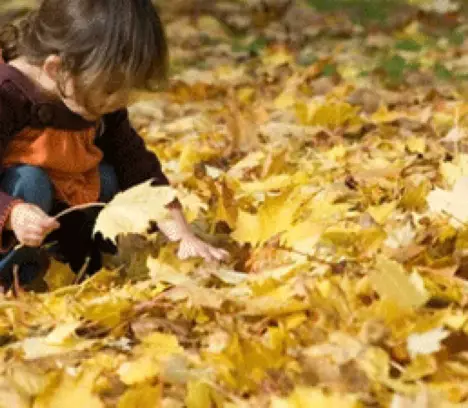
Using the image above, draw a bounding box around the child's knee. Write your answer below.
[0,165,54,212]
[99,162,119,202]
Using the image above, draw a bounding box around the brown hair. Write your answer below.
[0,0,169,110]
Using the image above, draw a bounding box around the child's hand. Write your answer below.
[7,203,60,247]
[177,231,229,262]
[158,199,230,263]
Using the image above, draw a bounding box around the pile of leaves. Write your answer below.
[2,0,468,407]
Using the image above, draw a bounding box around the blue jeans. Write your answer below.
[0,163,119,284]
[0,162,119,213]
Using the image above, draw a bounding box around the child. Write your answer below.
[0,0,228,284]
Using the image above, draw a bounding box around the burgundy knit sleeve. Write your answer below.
[0,82,28,252]
[97,109,170,190]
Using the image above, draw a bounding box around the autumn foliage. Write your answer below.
[1,0,468,407]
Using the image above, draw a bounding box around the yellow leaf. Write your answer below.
[272,386,360,408]
[227,152,265,178]
[213,180,238,228]
[306,199,351,222]
[164,282,226,310]
[369,255,429,310]
[81,296,132,328]
[244,285,308,316]
[358,347,390,383]
[400,355,437,381]
[232,191,305,246]
[274,91,296,109]
[34,369,104,408]
[406,136,426,154]
[147,256,191,285]
[231,210,262,246]
[178,143,216,173]
[240,172,307,194]
[407,327,449,358]
[94,180,178,243]
[118,384,161,408]
[440,154,468,186]
[176,190,207,223]
[281,220,324,254]
[118,357,160,386]
[321,223,362,249]
[142,332,184,356]
[384,222,415,249]
[185,380,212,408]
[237,87,255,104]
[8,363,54,397]
[400,180,430,211]
[21,337,94,360]
[44,321,81,346]
[367,201,397,224]
[196,16,228,39]
[0,377,30,408]
[371,105,406,123]
[44,259,76,291]
[296,101,361,129]
[262,48,293,68]
[427,176,468,227]
[325,145,347,161]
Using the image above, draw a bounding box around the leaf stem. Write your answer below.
[53,202,107,220]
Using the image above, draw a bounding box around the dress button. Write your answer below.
[31,104,54,126]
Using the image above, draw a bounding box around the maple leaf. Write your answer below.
[93,179,178,242]
[2,0,468,405]
[232,190,305,246]
[213,179,238,228]
[34,368,104,408]
[407,327,450,359]
[427,176,468,227]
[296,101,362,129]
[93,178,207,246]
[271,386,360,408]
[369,255,429,310]
[117,384,162,408]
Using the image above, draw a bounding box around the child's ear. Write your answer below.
[42,55,62,81]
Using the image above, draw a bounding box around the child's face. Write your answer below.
[61,77,130,121]
[42,56,130,121]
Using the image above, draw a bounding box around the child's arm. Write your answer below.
[97,109,169,190]
[0,83,57,251]
[99,110,229,262]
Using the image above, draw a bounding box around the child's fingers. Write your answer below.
[201,248,216,262]
[178,242,197,260]
[211,248,229,261]
[39,217,59,230]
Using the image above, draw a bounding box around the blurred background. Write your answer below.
[2,0,468,90]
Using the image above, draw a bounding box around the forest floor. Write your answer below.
[1,0,468,407]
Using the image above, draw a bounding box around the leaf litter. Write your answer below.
[2,0,468,407]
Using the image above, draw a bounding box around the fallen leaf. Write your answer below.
[34,368,104,408]
[369,255,429,310]
[94,180,178,242]
[427,177,468,227]
[407,327,450,359]
[117,384,162,408]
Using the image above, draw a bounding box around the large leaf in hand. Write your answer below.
[93,179,179,243]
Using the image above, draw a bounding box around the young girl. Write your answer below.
[0,0,228,283]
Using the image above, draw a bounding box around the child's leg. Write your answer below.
[0,165,54,212]
[99,162,119,202]
[0,165,54,286]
